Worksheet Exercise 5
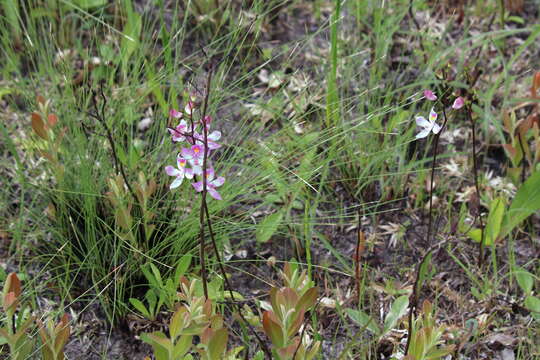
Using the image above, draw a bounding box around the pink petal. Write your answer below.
[208,188,222,200]
[185,101,195,115]
[181,147,193,159]
[204,168,215,181]
[184,168,194,179]
[169,109,182,118]
[168,127,185,142]
[177,120,188,131]
[207,141,221,150]
[177,157,188,168]
[192,181,204,192]
[191,145,204,159]
[423,90,437,101]
[211,176,225,187]
[165,165,180,177]
[172,134,185,142]
[452,97,464,110]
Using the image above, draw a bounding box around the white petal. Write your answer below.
[431,122,441,134]
[416,128,430,139]
[170,176,184,189]
[191,165,203,175]
[208,131,221,141]
[211,176,225,187]
[415,116,430,128]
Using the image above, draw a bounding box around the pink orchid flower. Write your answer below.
[185,101,195,115]
[169,109,183,118]
[202,115,212,124]
[415,108,441,139]
[165,157,194,189]
[193,130,222,150]
[182,144,204,174]
[168,120,189,142]
[424,90,437,101]
[192,168,225,200]
[452,97,464,110]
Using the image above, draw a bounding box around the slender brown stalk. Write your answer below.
[354,212,366,304]
[203,204,272,360]
[191,60,272,358]
[425,107,448,247]
[517,131,527,183]
[405,103,451,356]
[466,101,486,268]
[198,69,214,300]
[84,85,137,202]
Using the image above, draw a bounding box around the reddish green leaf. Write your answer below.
[262,311,284,347]
[31,112,48,140]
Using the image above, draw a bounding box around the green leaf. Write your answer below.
[140,332,171,360]
[297,287,318,311]
[262,312,285,347]
[417,252,433,294]
[501,171,540,238]
[121,12,142,69]
[485,197,505,245]
[383,295,409,335]
[169,308,184,340]
[141,265,158,288]
[208,328,228,360]
[174,255,192,288]
[222,290,244,300]
[514,266,534,295]
[149,263,164,288]
[346,309,381,336]
[524,296,540,313]
[116,145,128,166]
[507,16,525,25]
[128,145,140,170]
[252,351,265,360]
[173,334,192,358]
[145,290,158,317]
[129,298,150,319]
[256,210,283,243]
[467,228,482,243]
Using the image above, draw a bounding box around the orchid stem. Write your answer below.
[198,68,214,300]
[405,101,450,356]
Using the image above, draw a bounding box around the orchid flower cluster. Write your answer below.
[165,101,225,200]
[415,90,464,139]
